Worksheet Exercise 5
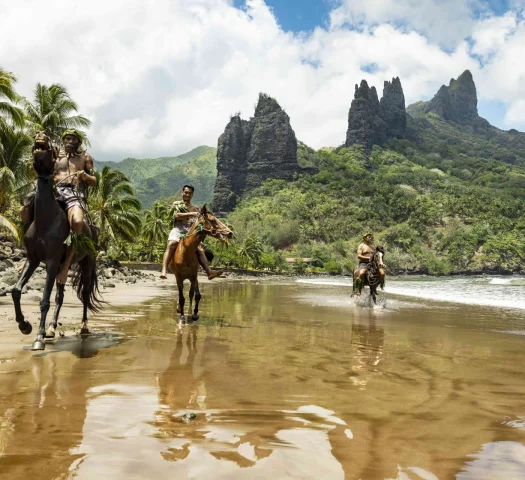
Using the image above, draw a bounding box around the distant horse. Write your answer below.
[352,246,386,304]
[12,132,101,351]
[170,205,232,323]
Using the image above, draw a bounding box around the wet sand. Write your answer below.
[1,277,525,479]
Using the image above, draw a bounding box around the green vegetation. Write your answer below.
[217,139,525,275]
[94,146,217,209]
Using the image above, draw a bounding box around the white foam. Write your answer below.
[295,277,525,311]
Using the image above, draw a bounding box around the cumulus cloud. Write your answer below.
[329,0,478,47]
[0,0,523,159]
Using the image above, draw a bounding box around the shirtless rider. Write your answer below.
[355,233,384,296]
[20,130,96,285]
[160,184,223,280]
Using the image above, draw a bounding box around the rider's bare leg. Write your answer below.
[56,206,83,285]
[356,268,367,296]
[160,241,178,279]
[197,246,223,280]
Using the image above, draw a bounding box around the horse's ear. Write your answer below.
[200,204,208,215]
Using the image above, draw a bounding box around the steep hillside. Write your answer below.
[223,144,525,274]
[95,146,217,208]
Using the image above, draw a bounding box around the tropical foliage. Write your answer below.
[24,83,91,142]
[87,167,142,252]
[141,202,170,261]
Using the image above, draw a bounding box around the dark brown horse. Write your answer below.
[11,133,101,350]
[170,205,232,323]
[352,246,386,304]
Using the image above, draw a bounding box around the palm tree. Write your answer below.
[142,202,170,261]
[88,167,142,252]
[0,68,25,137]
[24,83,91,142]
[0,69,32,239]
[0,128,33,213]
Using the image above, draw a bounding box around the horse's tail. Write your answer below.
[73,255,104,313]
[73,224,104,313]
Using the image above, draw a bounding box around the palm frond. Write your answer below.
[0,213,19,241]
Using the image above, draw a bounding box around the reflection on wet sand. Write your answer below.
[0,280,524,479]
[0,333,124,479]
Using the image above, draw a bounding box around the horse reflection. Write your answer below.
[349,319,385,389]
[0,348,106,477]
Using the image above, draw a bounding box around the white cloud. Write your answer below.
[471,13,517,59]
[0,0,523,160]
[329,0,477,47]
[505,99,525,124]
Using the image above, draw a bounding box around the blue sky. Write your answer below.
[235,0,333,32]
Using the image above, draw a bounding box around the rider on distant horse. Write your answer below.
[355,233,385,296]
[160,184,223,280]
[20,130,96,285]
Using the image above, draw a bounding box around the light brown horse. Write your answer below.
[170,205,232,323]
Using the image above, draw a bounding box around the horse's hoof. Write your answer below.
[19,321,32,335]
[192,314,199,321]
[179,315,186,324]
[45,327,56,338]
[31,339,45,351]
[80,327,90,336]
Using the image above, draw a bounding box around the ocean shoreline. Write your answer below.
[123,261,524,278]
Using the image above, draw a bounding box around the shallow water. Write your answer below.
[1,278,525,479]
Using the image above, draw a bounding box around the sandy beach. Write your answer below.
[0,271,171,355]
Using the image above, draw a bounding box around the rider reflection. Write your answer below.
[350,319,385,388]
[157,325,200,412]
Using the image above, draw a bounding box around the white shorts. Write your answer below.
[168,227,187,243]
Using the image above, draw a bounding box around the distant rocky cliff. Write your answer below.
[345,76,407,154]
[346,70,492,154]
[420,70,478,122]
[213,94,299,214]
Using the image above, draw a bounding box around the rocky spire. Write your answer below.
[245,94,298,191]
[380,77,406,138]
[423,70,478,122]
[212,94,299,214]
[345,80,387,154]
[212,115,251,214]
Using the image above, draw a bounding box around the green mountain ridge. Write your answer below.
[94,145,217,208]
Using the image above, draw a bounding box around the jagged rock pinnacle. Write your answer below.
[212,93,299,214]
[423,69,478,122]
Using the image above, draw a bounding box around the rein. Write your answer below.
[180,222,217,239]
